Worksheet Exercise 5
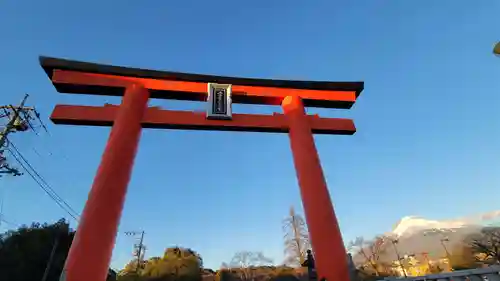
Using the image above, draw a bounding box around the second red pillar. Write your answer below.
[282,95,350,281]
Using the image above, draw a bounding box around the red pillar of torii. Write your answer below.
[39,56,364,281]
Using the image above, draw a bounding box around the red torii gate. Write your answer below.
[39,56,364,281]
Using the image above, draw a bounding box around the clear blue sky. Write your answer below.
[1,0,499,271]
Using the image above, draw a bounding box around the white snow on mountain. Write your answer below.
[389,210,500,237]
[390,216,470,237]
[351,211,500,265]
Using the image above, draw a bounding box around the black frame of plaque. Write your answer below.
[212,87,228,115]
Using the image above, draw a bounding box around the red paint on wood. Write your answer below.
[50,104,356,135]
[63,85,149,281]
[51,70,357,108]
[283,96,350,281]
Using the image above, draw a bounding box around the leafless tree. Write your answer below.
[282,206,310,267]
[470,227,500,264]
[348,237,371,269]
[348,236,387,276]
[386,235,407,278]
[229,251,274,281]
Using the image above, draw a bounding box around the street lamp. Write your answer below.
[390,238,407,278]
[494,42,500,56]
[423,229,453,265]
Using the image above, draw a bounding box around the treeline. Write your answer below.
[0,206,311,281]
[0,217,308,281]
[0,219,116,281]
[117,249,307,281]
[6,208,499,281]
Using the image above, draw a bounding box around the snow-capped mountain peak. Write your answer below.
[391,216,468,237]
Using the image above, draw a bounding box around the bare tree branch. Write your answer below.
[469,227,500,263]
[228,251,274,281]
[348,236,389,276]
[282,206,310,267]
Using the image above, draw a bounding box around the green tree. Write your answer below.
[119,247,203,281]
[0,219,74,281]
[0,218,117,281]
[282,206,310,267]
[139,257,163,278]
[162,247,203,281]
[119,258,149,280]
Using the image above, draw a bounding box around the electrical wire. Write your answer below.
[0,216,18,228]
[8,141,77,214]
[7,149,79,221]
[6,140,80,221]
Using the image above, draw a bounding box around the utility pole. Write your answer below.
[0,94,29,148]
[125,231,146,277]
[41,235,60,281]
[390,238,407,278]
[41,222,70,281]
[423,229,453,267]
[440,237,452,262]
[0,94,48,177]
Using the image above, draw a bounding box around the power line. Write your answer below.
[1,94,51,178]
[0,215,18,228]
[0,94,79,231]
[8,140,80,218]
[6,140,80,221]
[7,149,79,221]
